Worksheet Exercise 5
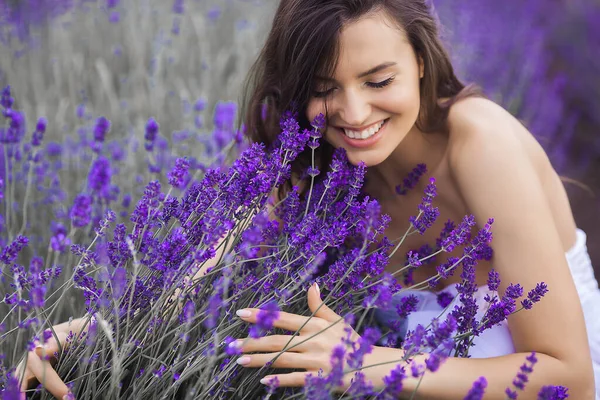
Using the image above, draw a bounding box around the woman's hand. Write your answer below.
[15,317,88,400]
[231,283,363,389]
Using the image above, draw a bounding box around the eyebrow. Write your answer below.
[315,61,397,82]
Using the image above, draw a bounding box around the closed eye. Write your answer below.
[312,76,394,98]
[366,76,394,89]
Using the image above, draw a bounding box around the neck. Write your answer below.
[364,125,448,202]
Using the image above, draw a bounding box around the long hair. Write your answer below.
[241,0,482,200]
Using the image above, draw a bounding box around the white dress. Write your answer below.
[373,228,600,398]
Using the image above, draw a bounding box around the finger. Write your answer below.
[235,351,315,370]
[307,283,341,323]
[25,348,70,399]
[37,331,68,358]
[233,335,308,354]
[259,372,308,387]
[236,308,323,333]
[16,358,34,395]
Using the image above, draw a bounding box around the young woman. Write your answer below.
[233,0,600,398]
[19,0,600,398]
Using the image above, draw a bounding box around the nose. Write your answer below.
[336,89,371,127]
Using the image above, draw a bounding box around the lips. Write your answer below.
[341,120,386,140]
[336,118,389,149]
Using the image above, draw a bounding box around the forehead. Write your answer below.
[329,11,413,78]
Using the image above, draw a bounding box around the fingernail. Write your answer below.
[314,282,320,297]
[236,356,251,365]
[236,309,251,318]
[228,340,242,348]
[260,377,270,385]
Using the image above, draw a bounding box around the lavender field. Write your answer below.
[0,0,599,398]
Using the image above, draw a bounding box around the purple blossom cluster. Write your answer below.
[0,77,570,399]
[1,0,593,394]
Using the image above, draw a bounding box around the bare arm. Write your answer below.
[371,99,593,398]
[360,346,586,399]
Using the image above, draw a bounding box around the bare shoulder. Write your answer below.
[447,96,519,149]
[445,96,548,177]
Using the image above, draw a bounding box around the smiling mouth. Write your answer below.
[338,119,389,140]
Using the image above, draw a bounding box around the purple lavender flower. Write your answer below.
[1,235,29,264]
[264,376,280,394]
[70,194,92,228]
[50,222,71,252]
[109,11,120,24]
[249,300,280,338]
[395,294,420,319]
[395,163,427,195]
[1,373,20,400]
[345,371,375,397]
[436,291,454,308]
[45,141,62,157]
[311,113,326,131]
[346,327,380,369]
[537,385,569,400]
[409,178,439,234]
[144,117,159,151]
[465,377,488,400]
[505,352,538,397]
[521,282,549,310]
[31,117,47,146]
[76,103,86,119]
[1,86,14,109]
[441,215,476,252]
[207,6,221,21]
[325,344,346,388]
[167,157,190,189]
[2,109,26,144]
[487,269,501,291]
[173,0,184,14]
[303,371,329,399]
[180,300,195,324]
[238,211,269,258]
[379,364,406,399]
[111,267,127,299]
[194,98,206,112]
[88,156,112,195]
[93,116,111,143]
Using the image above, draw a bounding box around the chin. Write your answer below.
[343,148,391,168]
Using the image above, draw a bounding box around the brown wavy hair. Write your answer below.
[241,0,482,200]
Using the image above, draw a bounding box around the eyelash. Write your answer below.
[313,76,395,98]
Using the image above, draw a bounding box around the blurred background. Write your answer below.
[0,0,598,273]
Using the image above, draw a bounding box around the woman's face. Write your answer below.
[306,10,423,167]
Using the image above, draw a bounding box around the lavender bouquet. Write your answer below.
[0,81,566,400]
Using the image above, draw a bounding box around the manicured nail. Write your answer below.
[314,282,320,297]
[228,340,242,348]
[236,356,251,365]
[260,376,275,385]
[236,309,251,318]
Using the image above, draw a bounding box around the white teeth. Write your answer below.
[343,120,385,140]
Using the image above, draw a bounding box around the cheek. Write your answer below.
[306,99,325,125]
[378,84,421,115]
